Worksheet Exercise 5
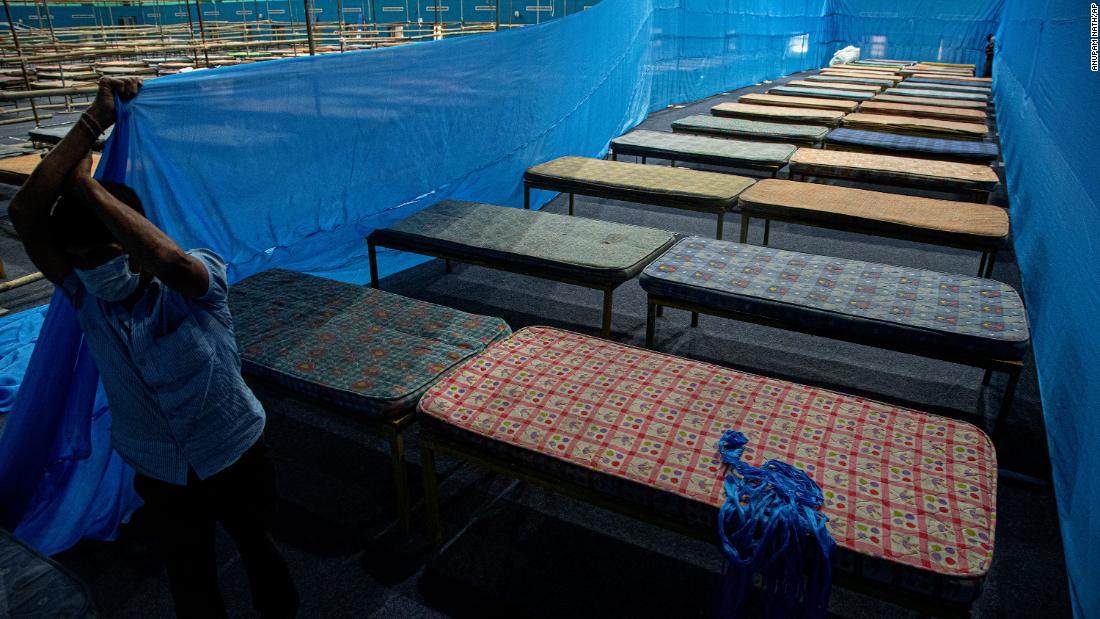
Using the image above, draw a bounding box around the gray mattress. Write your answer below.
[610,129,796,169]
[671,114,829,143]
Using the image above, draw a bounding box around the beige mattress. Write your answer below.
[860,100,988,123]
[738,178,1009,243]
[788,147,999,188]
[787,79,883,93]
[842,112,989,140]
[738,93,858,112]
[710,102,845,126]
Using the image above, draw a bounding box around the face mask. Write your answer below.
[75,254,140,302]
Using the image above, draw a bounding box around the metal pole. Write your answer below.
[494,1,499,30]
[302,0,315,54]
[183,0,200,62]
[335,0,345,51]
[193,0,211,66]
[1,0,42,126]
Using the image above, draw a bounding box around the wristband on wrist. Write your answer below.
[79,112,105,137]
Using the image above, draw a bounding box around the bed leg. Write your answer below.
[977,252,988,278]
[656,305,664,317]
[600,288,613,339]
[982,367,994,385]
[569,193,575,217]
[771,169,778,179]
[388,430,411,533]
[444,259,453,274]
[368,240,380,288]
[739,213,750,243]
[641,156,647,164]
[762,219,771,246]
[690,312,699,328]
[645,299,657,348]
[983,250,998,278]
[992,364,1023,441]
[524,184,531,210]
[420,441,444,548]
[670,160,677,167]
[716,211,724,240]
[610,150,617,161]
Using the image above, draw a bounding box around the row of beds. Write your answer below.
[224,60,1016,614]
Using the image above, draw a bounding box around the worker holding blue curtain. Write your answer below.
[6,78,299,619]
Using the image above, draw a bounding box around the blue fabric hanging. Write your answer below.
[716,430,835,618]
[0,305,48,414]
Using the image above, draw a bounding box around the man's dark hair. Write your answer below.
[50,180,144,248]
[987,33,994,40]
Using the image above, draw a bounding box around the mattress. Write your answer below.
[738,178,1009,250]
[610,130,796,169]
[859,100,988,123]
[834,63,901,73]
[524,157,755,213]
[0,529,96,617]
[419,325,999,598]
[819,70,902,84]
[641,236,1026,358]
[803,74,897,87]
[710,101,845,126]
[899,81,991,94]
[768,85,875,101]
[910,73,991,84]
[672,114,829,143]
[788,147,1000,190]
[826,128,1000,161]
[230,269,511,418]
[371,199,679,285]
[787,79,883,93]
[737,93,857,112]
[907,77,993,89]
[841,112,989,140]
[874,94,988,109]
[884,88,989,102]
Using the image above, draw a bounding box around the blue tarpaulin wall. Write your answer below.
[995,0,1100,615]
[824,0,1003,67]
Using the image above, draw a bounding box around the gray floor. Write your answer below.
[0,71,1071,618]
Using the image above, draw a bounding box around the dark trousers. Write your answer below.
[134,438,299,619]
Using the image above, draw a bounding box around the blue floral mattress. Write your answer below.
[639,237,1030,359]
[826,128,1000,161]
[230,269,511,418]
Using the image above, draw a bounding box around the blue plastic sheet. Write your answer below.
[824,0,1003,67]
[0,305,47,416]
[995,0,1100,615]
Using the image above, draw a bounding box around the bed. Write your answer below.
[672,114,829,145]
[834,63,901,74]
[841,112,989,140]
[786,79,883,93]
[859,100,988,123]
[787,147,1000,202]
[873,94,988,109]
[523,157,755,239]
[899,81,991,94]
[608,129,796,176]
[819,70,902,84]
[29,123,113,149]
[802,74,897,87]
[768,85,875,101]
[884,88,989,102]
[640,237,1027,432]
[736,178,1009,275]
[826,128,1000,162]
[907,77,993,89]
[737,93,857,112]
[0,529,96,617]
[0,153,101,186]
[229,268,511,529]
[366,199,678,338]
[910,73,991,84]
[710,101,845,126]
[418,326,1000,613]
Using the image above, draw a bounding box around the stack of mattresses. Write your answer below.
[841,112,989,140]
[710,102,845,127]
[609,130,796,174]
[769,85,875,101]
[786,79,884,93]
[826,128,999,162]
[672,114,830,145]
[787,148,1000,199]
[738,93,857,112]
[860,100,988,123]
[874,94,988,109]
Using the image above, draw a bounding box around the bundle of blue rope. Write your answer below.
[716,430,836,618]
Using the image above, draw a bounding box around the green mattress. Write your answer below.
[671,114,829,143]
[610,129,796,169]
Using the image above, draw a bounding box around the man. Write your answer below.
[984,34,995,78]
[8,77,299,618]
